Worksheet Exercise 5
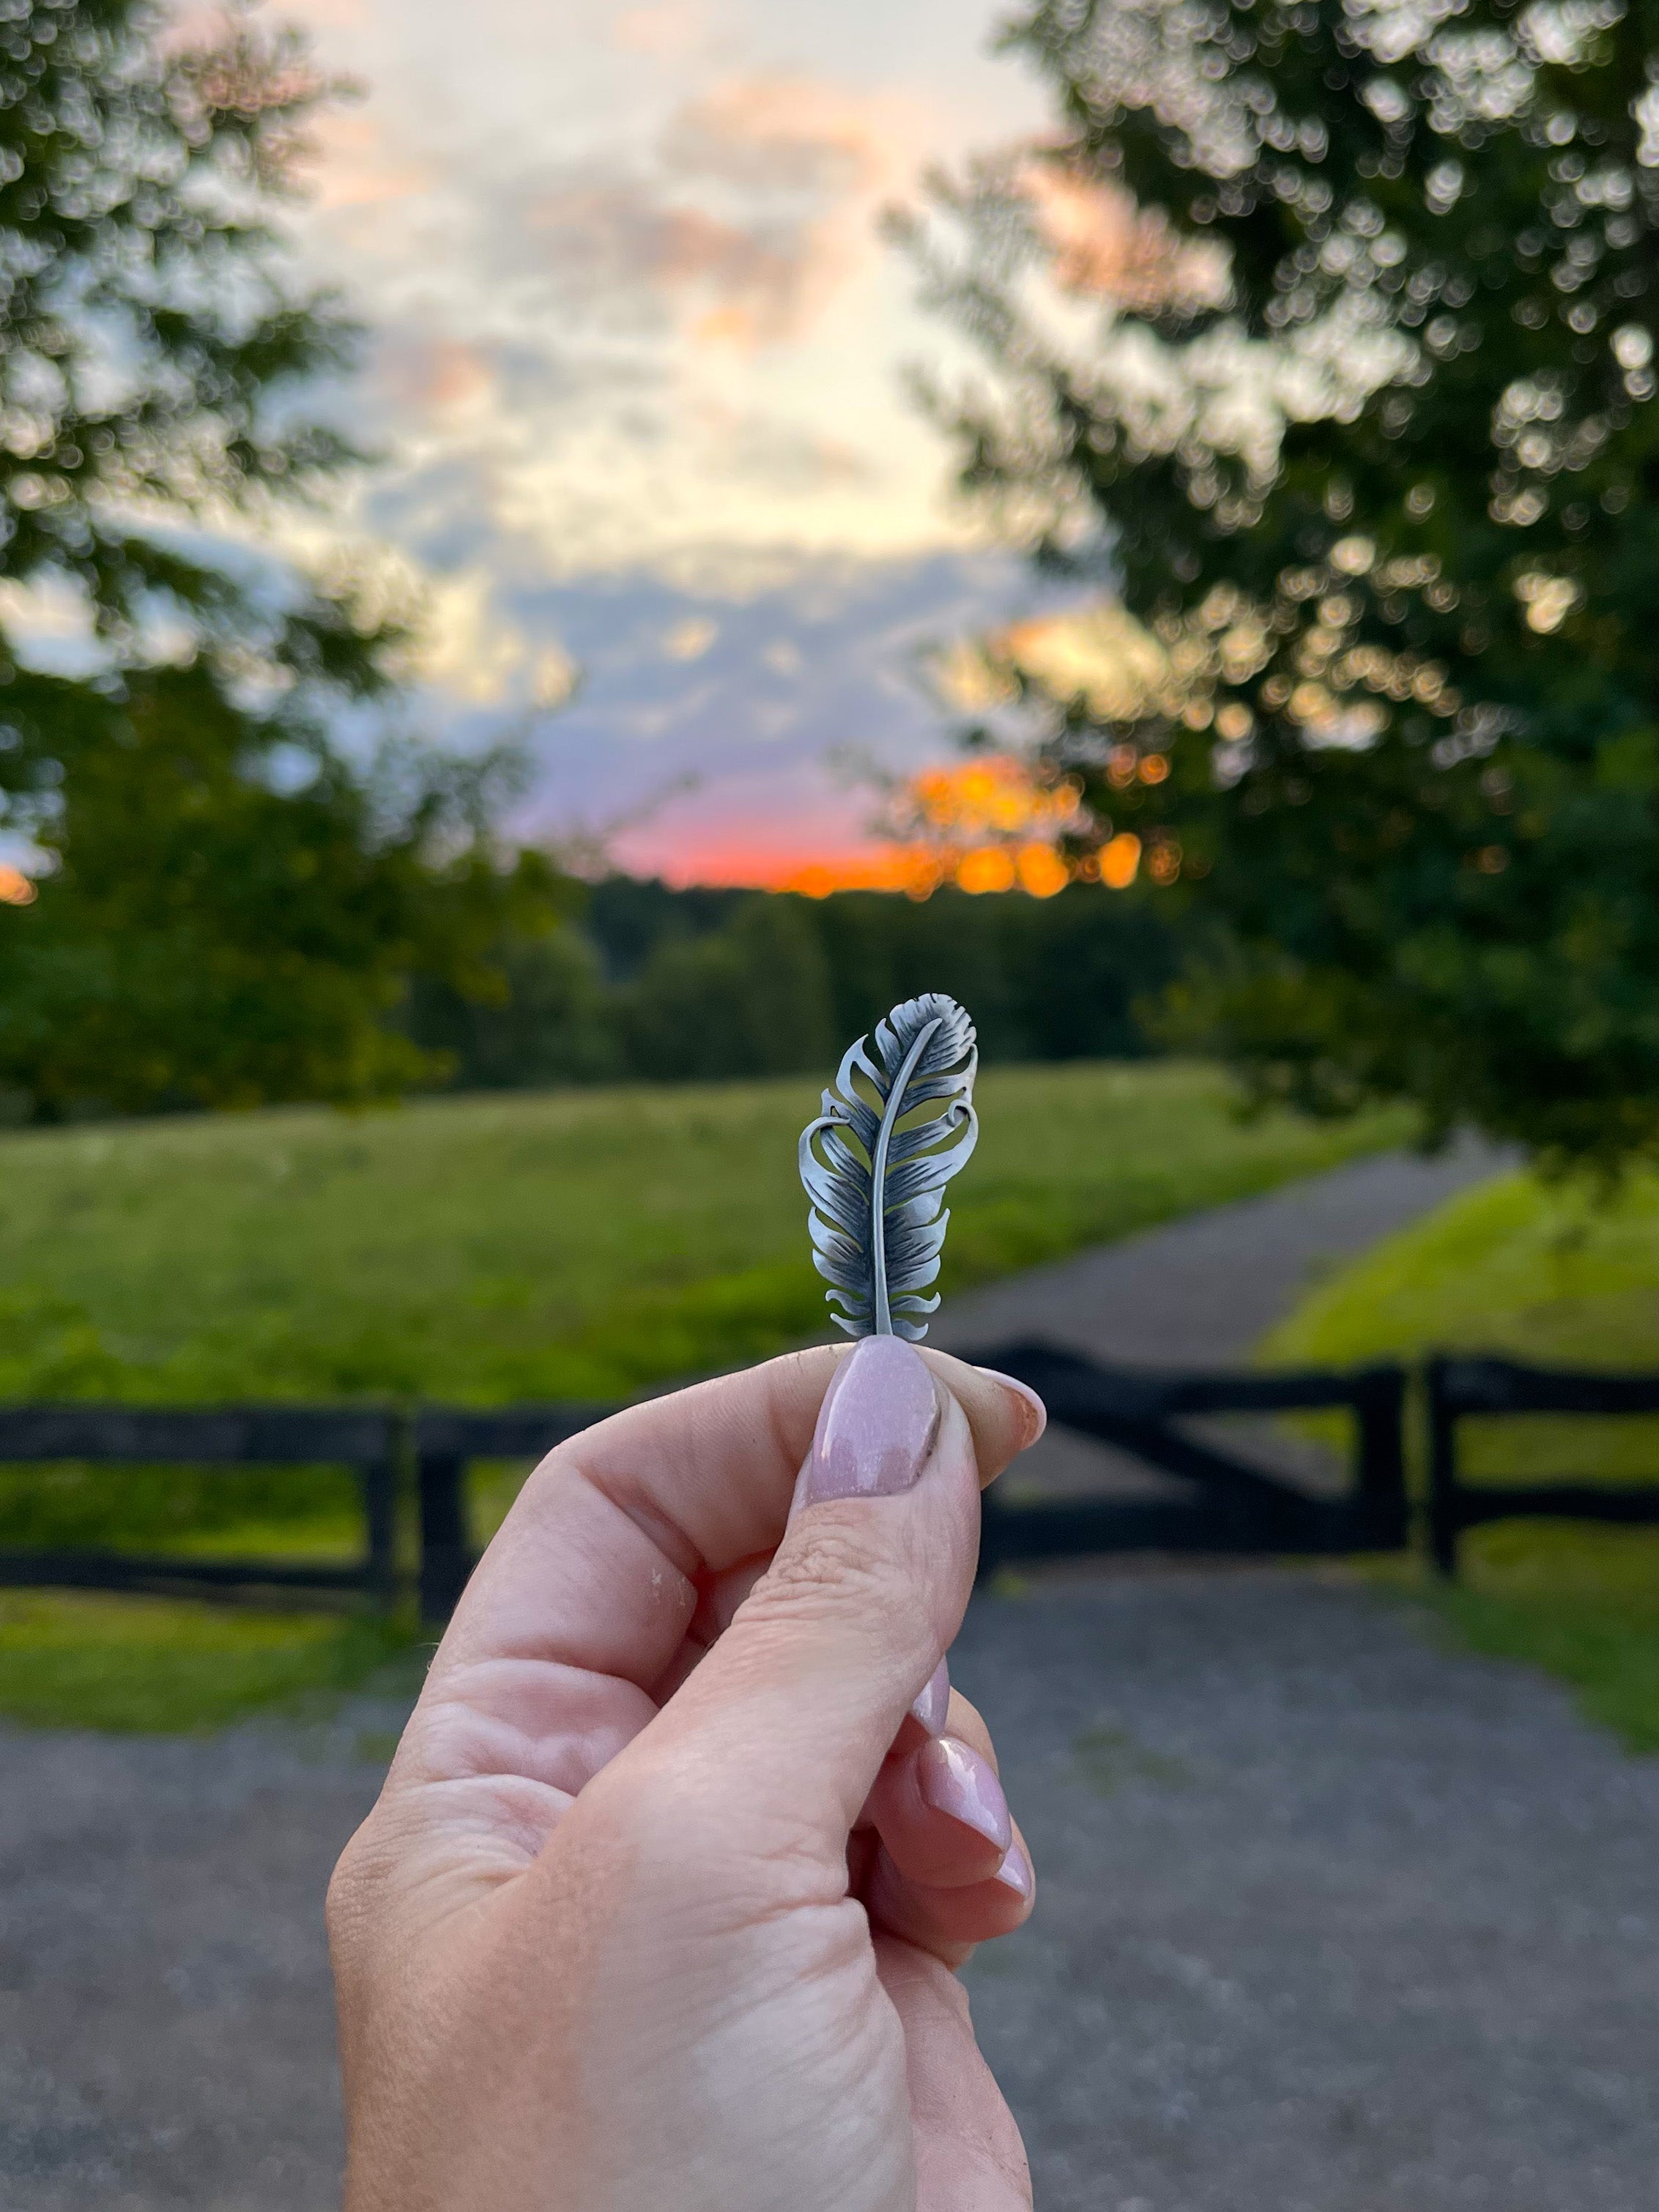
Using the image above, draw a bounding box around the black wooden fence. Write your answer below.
[967,1343,1406,1571]
[412,1403,612,1622]
[4,1347,1658,1619]
[1427,1356,1659,1576]
[0,1404,399,1606]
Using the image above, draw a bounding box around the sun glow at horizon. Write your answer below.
[661,753,1164,899]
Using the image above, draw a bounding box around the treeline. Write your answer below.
[406,877,1183,1088]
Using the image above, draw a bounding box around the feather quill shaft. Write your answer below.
[867,1015,939,1336]
[798,993,979,1342]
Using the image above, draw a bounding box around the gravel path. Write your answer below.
[0,1695,408,2212]
[956,1571,1659,2212]
[9,1139,1655,2212]
[932,1137,1501,1370]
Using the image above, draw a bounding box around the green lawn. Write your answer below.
[0,1590,417,1734]
[1266,1169,1659,1753]
[0,1061,1406,1730]
[0,1061,1405,1405]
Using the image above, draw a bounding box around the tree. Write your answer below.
[906,0,1659,1171]
[0,2,556,1115]
[619,897,837,1083]
[0,664,559,1113]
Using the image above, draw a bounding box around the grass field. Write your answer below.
[0,1061,1406,1729]
[1266,1170,1659,1754]
[0,1061,1406,1406]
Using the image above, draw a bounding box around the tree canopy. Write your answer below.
[0,1,557,1116]
[908,0,1659,1170]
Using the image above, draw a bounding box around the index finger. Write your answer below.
[434,1345,1039,1695]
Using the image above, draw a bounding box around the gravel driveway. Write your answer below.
[5,1572,1655,2212]
[957,1570,1659,2212]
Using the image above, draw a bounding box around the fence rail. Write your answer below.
[0,1404,400,1608]
[1426,1356,1659,1576]
[4,1349,1659,1618]
[966,1342,1406,1573]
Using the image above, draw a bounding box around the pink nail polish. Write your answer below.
[973,1367,1048,1447]
[909,1658,950,1736]
[806,1336,939,1504]
[917,1734,1012,1851]
[994,1840,1033,1899]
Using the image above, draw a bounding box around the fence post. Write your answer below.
[1354,1365,1408,1550]
[1426,1359,1461,1578]
[362,1450,398,1608]
[417,1452,471,1625]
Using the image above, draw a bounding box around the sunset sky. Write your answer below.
[267,0,1068,883]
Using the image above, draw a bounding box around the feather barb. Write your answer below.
[798,993,979,1342]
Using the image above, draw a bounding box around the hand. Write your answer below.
[327,1335,1046,2211]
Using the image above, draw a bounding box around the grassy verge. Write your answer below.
[0,1061,1406,1732]
[0,1592,417,1734]
[1266,1168,1659,1753]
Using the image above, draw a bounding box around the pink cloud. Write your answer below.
[376,336,496,412]
[611,767,880,886]
[308,110,431,210]
[612,0,708,56]
[664,75,899,197]
[520,74,925,352]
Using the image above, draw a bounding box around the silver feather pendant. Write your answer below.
[799,993,979,1341]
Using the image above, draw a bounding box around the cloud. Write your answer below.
[520,178,813,342]
[612,0,709,55]
[308,111,432,211]
[664,75,893,197]
[406,570,579,710]
[277,0,1054,734]
[494,76,909,350]
[377,337,497,414]
[664,616,719,659]
[1019,156,1228,314]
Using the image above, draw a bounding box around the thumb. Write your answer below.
[630,1335,981,1855]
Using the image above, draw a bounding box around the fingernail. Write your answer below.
[917,1735,1012,1851]
[806,1336,939,1504]
[974,1367,1047,1447]
[994,1840,1033,1899]
[909,1658,950,1736]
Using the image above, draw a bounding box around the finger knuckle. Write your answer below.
[751,1513,904,1620]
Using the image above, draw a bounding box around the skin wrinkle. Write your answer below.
[568,1450,708,1584]
[416,1655,656,1754]
[577,1884,908,2200]
[390,1777,574,1885]
[412,1696,634,1795]
[420,1651,631,1718]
